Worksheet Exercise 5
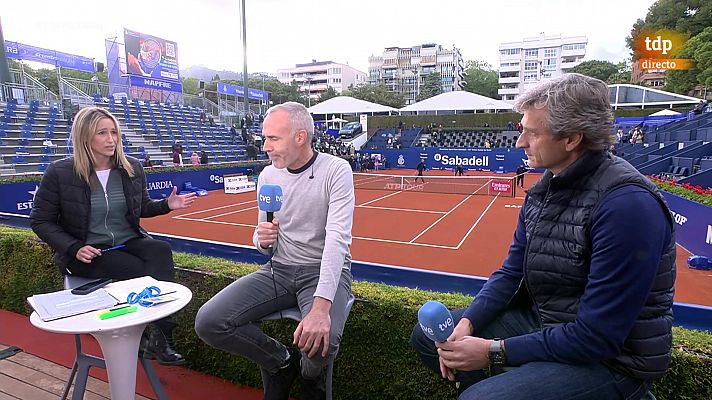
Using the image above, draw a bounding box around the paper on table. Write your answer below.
[103,276,177,304]
[28,289,118,322]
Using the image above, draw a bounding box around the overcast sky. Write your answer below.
[2,0,656,75]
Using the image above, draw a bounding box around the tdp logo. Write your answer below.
[645,36,672,55]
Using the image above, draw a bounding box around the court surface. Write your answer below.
[140,170,710,307]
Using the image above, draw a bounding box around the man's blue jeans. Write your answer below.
[410,307,652,400]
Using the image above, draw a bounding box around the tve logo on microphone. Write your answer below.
[418,300,454,343]
[258,184,283,222]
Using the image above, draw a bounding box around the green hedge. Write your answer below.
[1,226,710,399]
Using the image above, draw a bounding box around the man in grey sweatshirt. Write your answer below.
[195,102,355,400]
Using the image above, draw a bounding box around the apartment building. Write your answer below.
[276,60,367,104]
[498,33,587,102]
[368,43,465,105]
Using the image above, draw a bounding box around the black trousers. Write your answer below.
[67,237,175,282]
[66,237,176,330]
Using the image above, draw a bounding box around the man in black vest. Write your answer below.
[411,73,675,400]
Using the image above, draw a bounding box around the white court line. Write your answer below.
[204,205,259,220]
[353,236,458,250]
[174,216,256,229]
[357,205,445,214]
[175,199,257,218]
[357,190,403,207]
[409,194,474,243]
[455,195,500,249]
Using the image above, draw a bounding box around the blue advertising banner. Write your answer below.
[0,167,253,217]
[5,40,95,73]
[129,75,183,93]
[661,192,712,258]
[217,82,269,101]
[363,147,529,173]
[124,29,180,84]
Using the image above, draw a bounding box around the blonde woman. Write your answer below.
[30,106,196,365]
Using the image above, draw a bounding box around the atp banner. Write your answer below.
[217,82,269,101]
[5,41,95,73]
[124,29,180,84]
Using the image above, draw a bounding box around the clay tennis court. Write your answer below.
[140,169,711,307]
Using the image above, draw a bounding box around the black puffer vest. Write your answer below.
[522,151,676,380]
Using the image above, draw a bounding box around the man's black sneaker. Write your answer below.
[264,349,301,400]
[140,327,186,366]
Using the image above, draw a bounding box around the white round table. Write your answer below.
[30,281,192,400]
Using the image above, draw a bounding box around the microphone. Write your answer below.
[418,300,454,343]
[257,184,283,223]
[309,163,314,179]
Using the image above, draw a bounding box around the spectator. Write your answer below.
[411,73,675,400]
[200,150,209,165]
[143,153,153,168]
[208,114,215,127]
[230,125,237,143]
[30,106,197,366]
[191,151,200,165]
[200,110,206,125]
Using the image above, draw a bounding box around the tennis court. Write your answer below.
[140,169,711,307]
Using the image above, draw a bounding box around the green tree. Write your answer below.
[462,60,499,98]
[417,72,442,101]
[665,26,712,95]
[181,77,200,96]
[570,60,620,81]
[347,83,404,108]
[315,86,339,104]
[627,0,712,51]
[211,73,221,82]
[607,60,632,84]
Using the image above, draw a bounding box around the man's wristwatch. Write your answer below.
[489,339,507,374]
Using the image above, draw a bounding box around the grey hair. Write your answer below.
[513,73,614,151]
[265,102,314,143]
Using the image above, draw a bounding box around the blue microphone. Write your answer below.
[418,300,455,343]
[258,184,283,223]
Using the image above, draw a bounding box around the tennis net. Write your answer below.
[352,173,516,197]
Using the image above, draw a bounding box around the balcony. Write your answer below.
[499,76,520,84]
[499,64,520,73]
[498,88,520,95]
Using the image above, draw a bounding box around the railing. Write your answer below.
[58,78,92,108]
[4,68,60,105]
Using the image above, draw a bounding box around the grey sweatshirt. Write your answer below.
[253,152,355,301]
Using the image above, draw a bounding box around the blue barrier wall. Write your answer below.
[363,147,528,173]
[0,166,253,217]
[661,192,712,258]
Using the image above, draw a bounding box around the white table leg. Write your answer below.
[91,323,148,400]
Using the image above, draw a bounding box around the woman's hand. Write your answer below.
[167,186,197,210]
[76,245,102,263]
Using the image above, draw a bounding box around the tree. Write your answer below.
[570,60,620,82]
[211,73,221,82]
[417,72,442,101]
[607,60,632,84]
[462,60,499,98]
[315,86,339,104]
[627,0,712,51]
[665,26,712,95]
[181,77,200,96]
[347,83,405,108]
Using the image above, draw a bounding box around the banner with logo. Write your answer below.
[129,75,182,93]
[5,41,95,73]
[0,166,254,217]
[217,82,269,102]
[362,147,528,173]
[123,29,180,85]
[661,192,712,257]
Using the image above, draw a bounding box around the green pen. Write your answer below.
[99,305,138,320]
